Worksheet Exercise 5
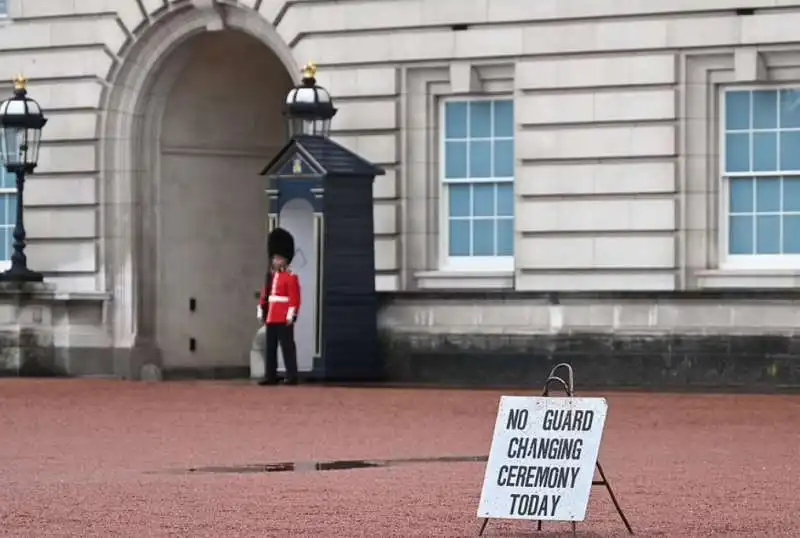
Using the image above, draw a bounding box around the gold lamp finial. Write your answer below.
[13,74,27,92]
[302,62,317,80]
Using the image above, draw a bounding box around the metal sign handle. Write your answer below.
[543,363,575,396]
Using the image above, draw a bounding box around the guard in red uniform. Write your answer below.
[258,228,301,386]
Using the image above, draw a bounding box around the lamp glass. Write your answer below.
[299,119,330,137]
[25,127,41,167]
[0,125,23,168]
[288,118,330,137]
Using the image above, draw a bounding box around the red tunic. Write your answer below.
[259,270,301,325]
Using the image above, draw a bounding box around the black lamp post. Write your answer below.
[284,62,337,137]
[0,74,47,283]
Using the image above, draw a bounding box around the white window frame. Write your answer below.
[0,167,15,271]
[438,95,514,273]
[719,84,800,270]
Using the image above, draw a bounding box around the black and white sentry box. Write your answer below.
[477,396,608,522]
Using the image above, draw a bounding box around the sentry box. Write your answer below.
[259,63,384,382]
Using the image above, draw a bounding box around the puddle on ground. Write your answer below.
[184,455,487,475]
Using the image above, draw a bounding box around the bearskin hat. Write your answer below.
[268,227,295,264]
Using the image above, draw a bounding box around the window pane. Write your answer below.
[472,220,495,256]
[725,91,750,131]
[6,194,17,228]
[729,215,754,254]
[448,219,471,256]
[783,215,800,254]
[0,193,7,227]
[493,100,514,137]
[729,178,753,213]
[468,140,492,178]
[493,139,514,177]
[497,218,514,256]
[0,193,11,262]
[448,184,471,217]
[445,102,468,138]
[779,89,800,128]
[755,177,780,212]
[445,141,467,178]
[470,101,492,138]
[755,215,780,254]
[496,183,514,217]
[752,133,777,172]
[752,90,778,129]
[0,170,13,190]
[725,133,750,172]
[779,131,800,171]
[782,215,800,253]
[8,193,15,225]
[783,176,800,212]
[472,183,495,217]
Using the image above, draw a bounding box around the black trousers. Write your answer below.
[265,323,298,381]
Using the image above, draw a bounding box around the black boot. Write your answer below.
[258,378,279,386]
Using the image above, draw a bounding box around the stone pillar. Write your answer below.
[0,282,56,376]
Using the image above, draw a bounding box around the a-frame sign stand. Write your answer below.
[478,364,634,537]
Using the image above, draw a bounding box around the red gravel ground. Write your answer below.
[0,380,798,537]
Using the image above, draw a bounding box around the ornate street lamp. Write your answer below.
[0,74,48,282]
[284,62,337,138]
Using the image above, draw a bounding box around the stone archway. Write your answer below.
[101,6,296,377]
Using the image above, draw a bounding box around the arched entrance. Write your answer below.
[102,7,296,376]
[156,30,293,369]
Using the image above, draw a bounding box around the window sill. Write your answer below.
[52,291,112,302]
[415,270,513,290]
[0,283,111,301]
[696,269,800,289]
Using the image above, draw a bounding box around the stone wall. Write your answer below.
[0,284,117,378]
[4,288,800,392]
[377,292,800,390]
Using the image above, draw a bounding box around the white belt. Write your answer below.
[268,296,289,303]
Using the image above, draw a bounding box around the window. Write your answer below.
[0,0,7,17]
[0,168,15,269]
[722,88,800,269]
[441,98,514,271]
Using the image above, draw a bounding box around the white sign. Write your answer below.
[477,396,608,522]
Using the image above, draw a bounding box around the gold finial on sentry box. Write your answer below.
[301,62,317,80]
[13,74,28,92]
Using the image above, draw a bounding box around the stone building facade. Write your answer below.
[1,0,799,388]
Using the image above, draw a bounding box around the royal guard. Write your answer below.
[257,228,301,386]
